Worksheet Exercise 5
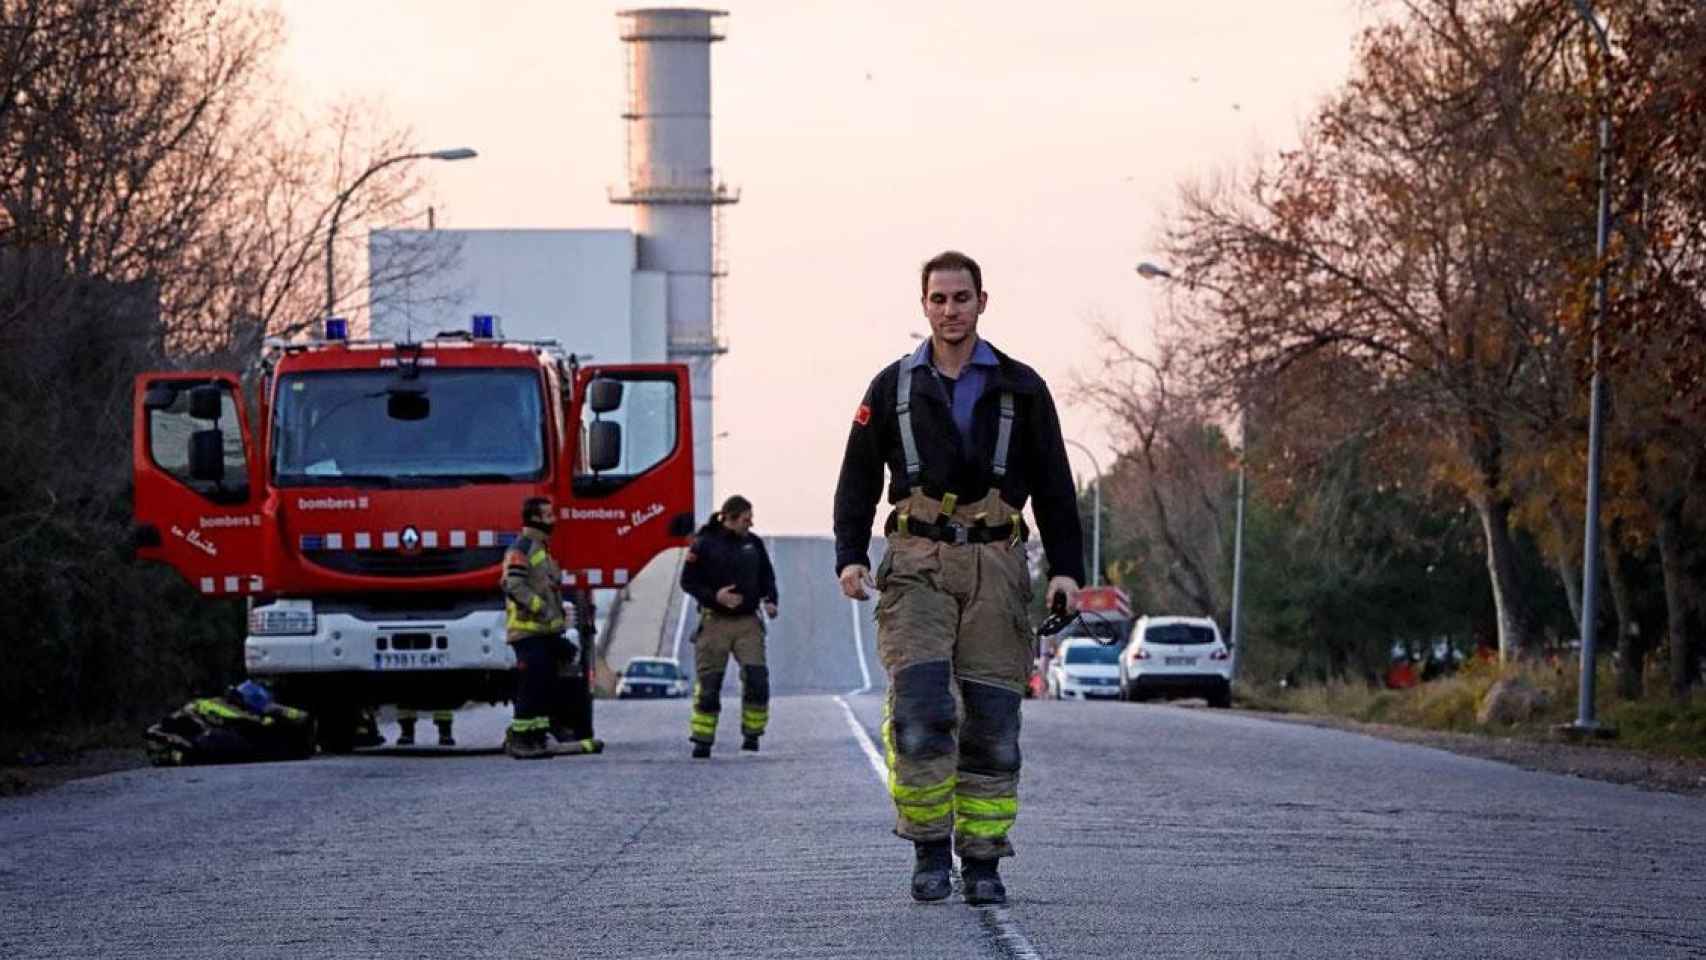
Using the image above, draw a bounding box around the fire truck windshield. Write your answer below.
[272,368,546,486]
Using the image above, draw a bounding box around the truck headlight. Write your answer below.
[249,602,316,636]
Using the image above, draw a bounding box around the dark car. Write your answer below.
[616,657,688,698]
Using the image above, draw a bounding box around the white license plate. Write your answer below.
[1164,656,1197,666]
[373,651,451,670]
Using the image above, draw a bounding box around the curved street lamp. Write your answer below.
[1566,1,1615,737]
[323,147,477,319]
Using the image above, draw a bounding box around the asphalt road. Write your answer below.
[678,535,884,698]
[7,540,1706,958]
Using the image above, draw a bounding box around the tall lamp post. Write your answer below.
[1566,0,1614,737]
[1064,438,1103,587]
[323,147,477,319]
[1136,261,1247,649]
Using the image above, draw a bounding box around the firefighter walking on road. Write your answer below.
[833,250,1083,907]
[680,494,779,758]
[501,496,580,759]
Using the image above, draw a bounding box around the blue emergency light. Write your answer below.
[470,314,496,339]
[324,316,349,341]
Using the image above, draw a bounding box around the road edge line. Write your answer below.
[835,694,887,783]
[848,598,873,694]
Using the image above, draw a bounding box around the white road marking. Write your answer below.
[848,597,873,695]
[835,690,1047,960]
[979,907,1046,960]
[671,596,695,664]
[834,694,887,783]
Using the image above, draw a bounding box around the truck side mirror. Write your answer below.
[143,384,179,411]
[587,420,622,472]
[189,429,225,483]
[188,384,224,421]
[587,378,623,415]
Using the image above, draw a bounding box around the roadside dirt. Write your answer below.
[1245,709,1706,798]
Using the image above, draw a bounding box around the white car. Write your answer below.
[1046,638,1122,700]
[1117,616,1233,707]
[616,656,689,699]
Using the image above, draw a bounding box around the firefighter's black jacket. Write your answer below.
[681,526,778,617]
[833,340,1086,585]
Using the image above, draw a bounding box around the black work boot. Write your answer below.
[395,718,416,746]
[691,741,712,759]
[504,731,552,760]
[435,720,455,747]
[961,857,1007,906]
[910,839,953,903]
[741,735,760,752]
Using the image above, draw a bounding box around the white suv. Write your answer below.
[1117,616,1233,707]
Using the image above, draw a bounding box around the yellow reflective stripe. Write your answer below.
[956,817,1013,838]
[508,717,550,734]
[893,778,955,806]
[191,699,249,722]
[529,549,547,566]
[900,800,953,824]
[506,603,560,633]
[690,711,718,735]
[955,795,1018,819]
[954,795,1018,837]
[529,595,543,612]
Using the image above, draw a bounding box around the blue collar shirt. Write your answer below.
[909,337,1000,456]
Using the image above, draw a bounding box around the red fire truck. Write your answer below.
[131,317,695,748]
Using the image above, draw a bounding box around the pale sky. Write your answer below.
[277,1,1368,535]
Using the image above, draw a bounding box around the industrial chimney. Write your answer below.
[612,8,737,526]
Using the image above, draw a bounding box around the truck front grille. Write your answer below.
[305,547,506,578]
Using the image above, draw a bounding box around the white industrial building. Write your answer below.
[369,8,734,524]
[367,228,668,364]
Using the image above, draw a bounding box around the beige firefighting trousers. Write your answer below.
[688,611,770,744]
[875,492,1032,860]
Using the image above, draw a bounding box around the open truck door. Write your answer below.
[559,364,695,590]
[132,372,265,596]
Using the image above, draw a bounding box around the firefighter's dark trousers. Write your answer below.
[689,611,769,745]
[510,634,560,740]
[875,532,1032,860]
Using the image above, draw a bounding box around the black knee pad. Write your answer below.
[959,681,1022,774]
[891,660,956,760]
[741,665,770,705]
[695,670,725,713]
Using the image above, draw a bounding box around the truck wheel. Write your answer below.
[315,708,360,754]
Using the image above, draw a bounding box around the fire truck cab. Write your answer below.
[131,318,695,748]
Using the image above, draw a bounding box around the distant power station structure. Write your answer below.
[612,8,737,525]
[369,7,735,523]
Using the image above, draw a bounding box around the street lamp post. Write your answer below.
[1135,261,1247,648]
[323,147,477,320]
[1064,439,1103,587]
[1567,1,1614,737]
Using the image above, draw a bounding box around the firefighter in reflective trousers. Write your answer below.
[834,251,1083,906]
[680,494,778,758]
[501,496,602,759]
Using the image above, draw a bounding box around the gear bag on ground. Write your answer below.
[144,682,316,766]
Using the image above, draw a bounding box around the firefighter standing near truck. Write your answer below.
[679,494,779,758]
[395,708,455,747]
[501,496,599,759]
[833,250,1083,907]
